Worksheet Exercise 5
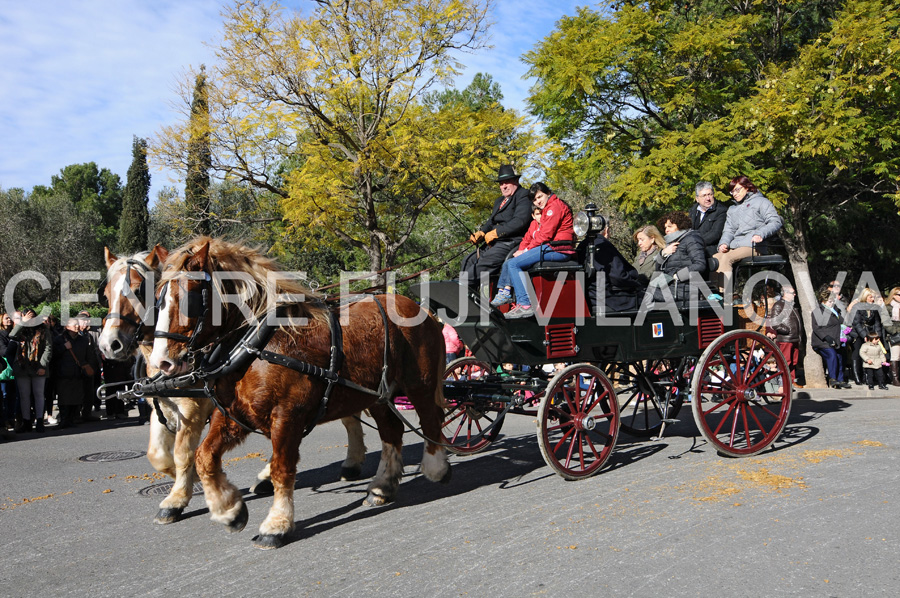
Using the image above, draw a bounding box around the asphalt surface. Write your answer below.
[1,386,899,597]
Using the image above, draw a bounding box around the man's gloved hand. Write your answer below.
[484,229,499,245]
[468,230,485,244]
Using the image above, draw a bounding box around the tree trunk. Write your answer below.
[790,256,827,388]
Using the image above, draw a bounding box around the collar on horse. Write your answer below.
[131,295,395,439]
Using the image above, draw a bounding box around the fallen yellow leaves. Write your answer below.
[225,452,267,466]
[1,493,56,510]
[672,441,879,503]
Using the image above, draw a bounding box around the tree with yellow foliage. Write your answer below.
[152,0,554,274]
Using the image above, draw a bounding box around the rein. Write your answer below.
[315,240,471,297]
[120,296,396,439]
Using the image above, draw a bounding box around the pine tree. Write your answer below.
[185,65,211,236]
[118,136,151,253]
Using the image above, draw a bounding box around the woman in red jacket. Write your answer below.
[490,182,576,319]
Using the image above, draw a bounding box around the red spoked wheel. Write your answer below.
[691,329,792,457]
[441,357,506,455]
[605,358,690,437]
[537,364,620,480]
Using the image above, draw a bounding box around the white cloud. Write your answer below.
[0,0,585,199]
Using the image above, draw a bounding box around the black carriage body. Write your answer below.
[412,279,736,367]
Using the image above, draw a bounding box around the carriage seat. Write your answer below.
[735,254,786,268]
[528,260,583,274]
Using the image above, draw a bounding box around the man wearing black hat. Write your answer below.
[461,164,533,289]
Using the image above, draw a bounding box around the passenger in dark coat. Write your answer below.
[461,165,533,288]
[689,181,730,257]
[579,225,642,313]
[650,211,708,302]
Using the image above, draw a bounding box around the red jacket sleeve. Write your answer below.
[518,219,541,252]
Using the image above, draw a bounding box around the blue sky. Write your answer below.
[0,0,585,201]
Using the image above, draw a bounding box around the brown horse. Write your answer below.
[148,237,450,549]
[98,246,368,525]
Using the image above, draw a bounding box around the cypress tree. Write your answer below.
[185,65,211,236]
[117,136,151,253]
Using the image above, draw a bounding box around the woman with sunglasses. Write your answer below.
[711,175,782,296]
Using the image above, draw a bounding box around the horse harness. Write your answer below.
[101,258,156,354]
[142,275,395,438]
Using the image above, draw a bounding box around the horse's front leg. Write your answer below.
[363,404,405,507]
[155,399,215,524]
[254,417,302,550]
[195,411,249,533]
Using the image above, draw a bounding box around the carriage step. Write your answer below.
[661,419,679,425]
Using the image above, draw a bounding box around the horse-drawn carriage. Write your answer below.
[412,203,793,479]
[98,208,792,547]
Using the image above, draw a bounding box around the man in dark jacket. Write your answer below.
[461,165,533,289]
[689,181,730,257]
[51,318,98,428]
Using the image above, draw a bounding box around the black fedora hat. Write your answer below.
[495,164,520,182]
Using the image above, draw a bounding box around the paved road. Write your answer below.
[1,389,899,597]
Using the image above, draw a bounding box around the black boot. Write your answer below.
[852,359,864,385]
[890,361,900,387]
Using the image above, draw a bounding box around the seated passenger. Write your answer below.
[631,225,665,286]
[649,210,708,302]
[579,219,643,313]
[690,181,730,257]
[460,165,532,290]
[712,175,783,293]
[490,182,576,320]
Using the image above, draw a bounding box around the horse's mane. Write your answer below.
[160,237,328,325]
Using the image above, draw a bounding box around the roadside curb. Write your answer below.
[794,387,900,401]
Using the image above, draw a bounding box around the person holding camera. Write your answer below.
[812,284,851,389]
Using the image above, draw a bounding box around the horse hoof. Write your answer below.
[154,507,184,524]
[227,503,249,533]
[363,493,391,508]
[253,533,287,550]
[439,466,452,484]
[250,479,274,496]
[340,465,363,481]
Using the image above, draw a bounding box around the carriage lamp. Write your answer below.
[573,203,607,239]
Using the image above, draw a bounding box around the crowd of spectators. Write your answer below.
[1,309,135,437]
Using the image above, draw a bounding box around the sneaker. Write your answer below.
[490,288,513,307]
[879,384,889,390]
[706,293,723,301]
[505,304,535,319]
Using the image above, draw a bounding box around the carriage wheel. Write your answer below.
[442,357,506,455]
[606,358,690,437]
[691,330,792,457]
[537,364,620,480]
